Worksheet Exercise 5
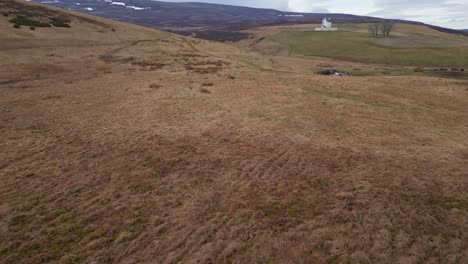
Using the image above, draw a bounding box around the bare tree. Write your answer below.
[369,22,395,37]
[368,24,376,36]
[382,22,395,37]
[368,23,381,37]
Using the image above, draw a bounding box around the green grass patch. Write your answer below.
[270,30,468,67]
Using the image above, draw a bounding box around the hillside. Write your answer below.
[1,1,468,263]
[29,0,406,27]
[30,0,468,42]
[0,0,170,49]
[238,23,468,68]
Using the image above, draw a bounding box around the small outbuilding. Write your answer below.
[315,18,338,31]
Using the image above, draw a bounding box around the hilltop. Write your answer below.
[1,1,467,263]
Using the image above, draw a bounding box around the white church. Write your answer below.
[315,18,338,31]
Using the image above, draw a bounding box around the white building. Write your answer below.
[315,18,338,31]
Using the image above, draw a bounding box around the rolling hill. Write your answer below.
[1,1,467,263]
[28,0,408,27]
[31,0,468,40]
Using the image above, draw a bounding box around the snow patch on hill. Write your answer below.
[109,1,150,10]
[126,6,150,10]
[110,2,126,6]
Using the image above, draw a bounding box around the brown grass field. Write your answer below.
[1,1,467,263]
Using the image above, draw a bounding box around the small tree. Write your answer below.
[382,22,395,37]
[369,22,394,37]
[368,23,381,37]
[368,25,376,36]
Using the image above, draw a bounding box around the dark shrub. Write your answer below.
[13,24,20,29]
[49,17,71,27]
[49,17,71,23]
[30,26,35,30]
[51,21,71,28]
[149,84,162,89]
[9,17,50,27]
[200,88,212,94]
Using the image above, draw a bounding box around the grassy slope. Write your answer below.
[0,0,170,49]
[267,24,468,67]
[1,2,468,263]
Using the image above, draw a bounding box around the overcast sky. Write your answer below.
[164,0,468,29]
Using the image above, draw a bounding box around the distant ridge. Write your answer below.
[32,0,468,38]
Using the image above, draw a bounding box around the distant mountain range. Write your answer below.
[32,0,468,39]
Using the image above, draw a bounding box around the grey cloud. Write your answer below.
[310,7,331,13]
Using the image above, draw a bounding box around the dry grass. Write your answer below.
[0,1,467,263]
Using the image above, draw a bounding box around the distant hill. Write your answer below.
[31,0,468,40]
[29,0,403,28]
